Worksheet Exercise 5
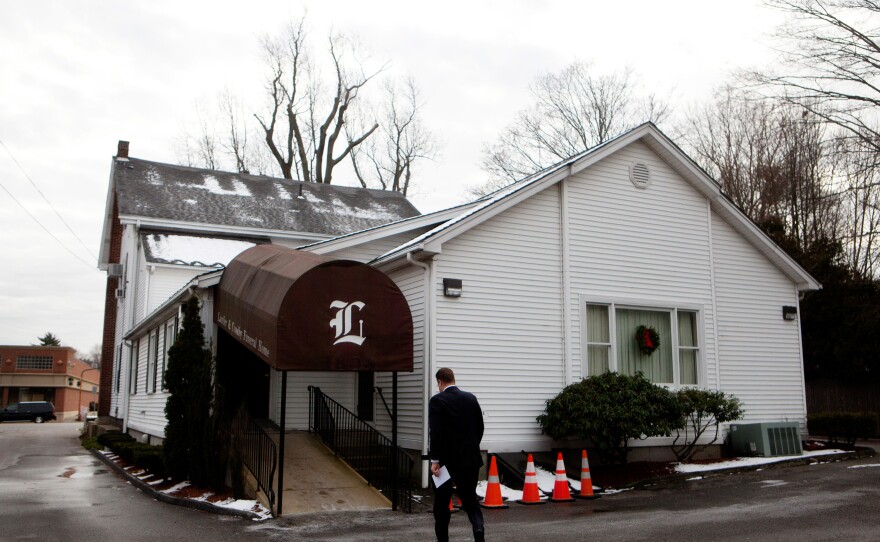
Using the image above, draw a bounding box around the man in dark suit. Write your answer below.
[429,367,485,542]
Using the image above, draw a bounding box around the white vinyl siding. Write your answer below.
[271,371,355,430]
[126,312,178,438]
[147,266,211,314]
[711,213,806,425]
[565,142,718,388]
[374,264,426,449]
[433,186,564,452]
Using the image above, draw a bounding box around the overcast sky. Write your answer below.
[0,0,786,354]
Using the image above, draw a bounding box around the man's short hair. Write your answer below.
[436,367,455,384]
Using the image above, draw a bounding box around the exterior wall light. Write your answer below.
[443,278,462,298]
[782,306,798,321]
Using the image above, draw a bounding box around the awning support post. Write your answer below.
[392,371,398,511]
[277,370,288,516]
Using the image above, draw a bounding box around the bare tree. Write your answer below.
[680,86,783,222]
[831,138,880,276]
[177,17,435,194]
[680,86,839,255]
[176,100,220,170]
[255,20,381,184]
[78,344,102,368]
[756,0,880,152]
[349,77,437,196]
[479,61,671,190]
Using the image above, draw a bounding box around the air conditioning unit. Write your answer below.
[108,263,124,277]
[115,288,126,299]
[729,422,803,457]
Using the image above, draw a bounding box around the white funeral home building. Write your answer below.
[97,123,818,499]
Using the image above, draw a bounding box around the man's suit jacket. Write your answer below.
[428,386,484,474]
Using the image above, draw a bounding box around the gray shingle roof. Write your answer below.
[114,158,421,235]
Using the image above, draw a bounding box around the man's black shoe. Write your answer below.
[474,530,485,542]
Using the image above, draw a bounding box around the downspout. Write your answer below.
[122,228,141,432]
[707,199,722,391]
[407,251,433,489]
[794,284,808,432]
[560,180,573,385]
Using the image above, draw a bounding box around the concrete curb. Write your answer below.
[91,449,262,521]
[615,446,876,491]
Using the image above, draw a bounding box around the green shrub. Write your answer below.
[111,441,137,463]
[536,372,683,464]
[80,436,101,451]
[671,389,744,462]
[164,296,216,486]
[808,412,879,445]
[97,432,135,448]
[133,444,166,478]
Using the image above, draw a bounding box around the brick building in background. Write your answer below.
[0,346,100,421]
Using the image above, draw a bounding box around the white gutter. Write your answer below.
[407,251,433,489]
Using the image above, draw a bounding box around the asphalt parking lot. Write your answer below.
[1,422,878,541]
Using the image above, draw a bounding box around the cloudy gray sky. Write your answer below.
[0,0,785,354]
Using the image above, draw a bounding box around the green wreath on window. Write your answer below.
[635,325,661,356]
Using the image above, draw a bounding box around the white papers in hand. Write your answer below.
[432,465,451,487]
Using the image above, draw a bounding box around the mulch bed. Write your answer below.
[111,456,234,503]
[590,461,678,488]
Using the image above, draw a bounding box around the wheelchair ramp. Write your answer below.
[279,431,390,515]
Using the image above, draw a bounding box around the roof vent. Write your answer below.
[630,163,651,189]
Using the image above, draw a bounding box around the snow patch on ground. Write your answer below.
[160,482,190,494]
[211,498,273,520]
[674,449,848,474]
[848,463,880,469]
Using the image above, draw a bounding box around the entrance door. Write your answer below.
[217,330,269,419]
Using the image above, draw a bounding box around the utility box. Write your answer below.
[729,422,803,457]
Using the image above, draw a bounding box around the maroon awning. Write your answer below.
[216,245,413,372]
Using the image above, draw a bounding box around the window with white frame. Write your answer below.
[115,345,122,393]
[162,317,178,390]
[130,341,139,394]
[148,330,158,394]
[584,301,700,386]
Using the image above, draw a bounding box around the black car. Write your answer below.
[0,401,57,423]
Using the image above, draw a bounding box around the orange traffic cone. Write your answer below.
[480,456,509,509]
[449,494,461,513]
[575,449,600,499]
[516,454,546,505]
[549,452,575,502]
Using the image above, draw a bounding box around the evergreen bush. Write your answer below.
[97,432,135,448]
[808,412,879,445]
[163,296,216,487]
[536,372,683,464]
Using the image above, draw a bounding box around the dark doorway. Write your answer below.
[357,371,374,421]
[216,329,270,419]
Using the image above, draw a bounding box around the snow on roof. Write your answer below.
[113,158,420,236]
[142,232,261,267]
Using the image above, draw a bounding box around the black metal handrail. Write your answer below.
[308,386,413,513]
[231,408,277,512]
